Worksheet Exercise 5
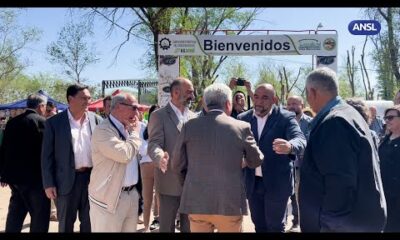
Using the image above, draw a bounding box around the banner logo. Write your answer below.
[348,20,381,35]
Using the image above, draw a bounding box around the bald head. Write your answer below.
[287,95,304,104]
[287,95,304,117]
[253,83,278,117]
[256,84,276,97]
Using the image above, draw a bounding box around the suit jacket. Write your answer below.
[299,101,386,232]
[171,111,263,216]
[238,105,306,200]
[0,109,46,186]
[41,110,103,195]
[88,118,142,213]
[147,103,196,196]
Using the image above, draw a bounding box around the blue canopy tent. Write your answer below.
[0,90,68,110]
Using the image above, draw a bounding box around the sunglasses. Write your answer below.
[384,115,400,121]
[119,102,139,111]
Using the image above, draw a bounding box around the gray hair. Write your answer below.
[306,67,338,95]
[27,94,47,109]
[203,83,232,110]
[110,93,128,110]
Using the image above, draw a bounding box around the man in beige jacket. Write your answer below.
[88,93,142,232]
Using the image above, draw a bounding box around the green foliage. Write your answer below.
[0,73,71,104]
[0,9,41,80]
[337,71,364,99]
[366,8,400,100]
[47,21,99,83]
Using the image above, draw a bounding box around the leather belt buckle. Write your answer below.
[75,167,91,173]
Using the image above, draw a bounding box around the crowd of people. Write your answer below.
[0,67,400,233]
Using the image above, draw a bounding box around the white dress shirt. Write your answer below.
[138,121,152,164]
[67,109,92,169]
[109,114,139,187]
[169,101,189,124]
[253,109,272,177]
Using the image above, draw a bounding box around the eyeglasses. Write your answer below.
[119,102,139,111]
[384,115,400,121]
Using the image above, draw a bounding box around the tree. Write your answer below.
[366,8,400,99]
[377,8,400,85]
[47,21,99,83]
[370,31,398,100]
[0,9,40,81]
[0,72,71,104]
[346,46,357,97]
[359,36,374,100]
[88,8,259,104]
[177,8,259,99]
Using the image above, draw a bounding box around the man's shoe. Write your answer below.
[288,224,300,233]
[138,215,144,224]
[50,213,58,222]
[150,219,160,231]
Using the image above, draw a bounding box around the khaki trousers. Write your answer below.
[89,188,139,232]
[189,214,243,232]
[140,162,159,229]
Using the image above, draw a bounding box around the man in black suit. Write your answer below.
[238,84,306,232]
[299,67,387,232]
[0,94,50,232]
[41,84,102,232]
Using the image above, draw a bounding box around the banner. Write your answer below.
[157,55,179,108]
[316,55,337,72]
[158,34,337,57]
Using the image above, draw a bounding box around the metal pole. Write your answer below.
[102,80,105,97]
[138,80,142,104]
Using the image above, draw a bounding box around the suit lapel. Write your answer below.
[259,105,279,141]
[61,110,73,146]
[61,110,74,168]
[87,112,98,134]
[166,103,182,132]
[250,111,259,143]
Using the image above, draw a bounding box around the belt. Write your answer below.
[121,185,136,192]
[75,167,92,173]
[255,176,263,181]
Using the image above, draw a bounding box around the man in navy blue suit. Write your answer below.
[238,83,306,232]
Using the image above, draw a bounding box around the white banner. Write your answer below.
[157,55,180,108]
[158,34,337,57]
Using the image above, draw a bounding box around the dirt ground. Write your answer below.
[0,186,294,233]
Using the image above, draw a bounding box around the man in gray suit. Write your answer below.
[148,77,196,232]
[171,83,264,232]
[41,84,102,232]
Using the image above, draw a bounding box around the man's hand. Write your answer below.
[0,182,8,187]
[241,159,247,168]
[125,116,141,133]
[160,151,169,173]
[45,187,57,200]
[272,138,292,155]
[244,79,252,89]
[229,78,237,89]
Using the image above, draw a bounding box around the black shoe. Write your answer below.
[175,220,180,231]
[150,219,160,231]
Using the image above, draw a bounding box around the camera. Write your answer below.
[236,78,245,86]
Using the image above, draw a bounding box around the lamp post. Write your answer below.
[312,23,323,70]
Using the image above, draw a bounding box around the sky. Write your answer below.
[16,8,378,94]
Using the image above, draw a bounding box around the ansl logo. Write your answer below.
[348,20,381,35]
